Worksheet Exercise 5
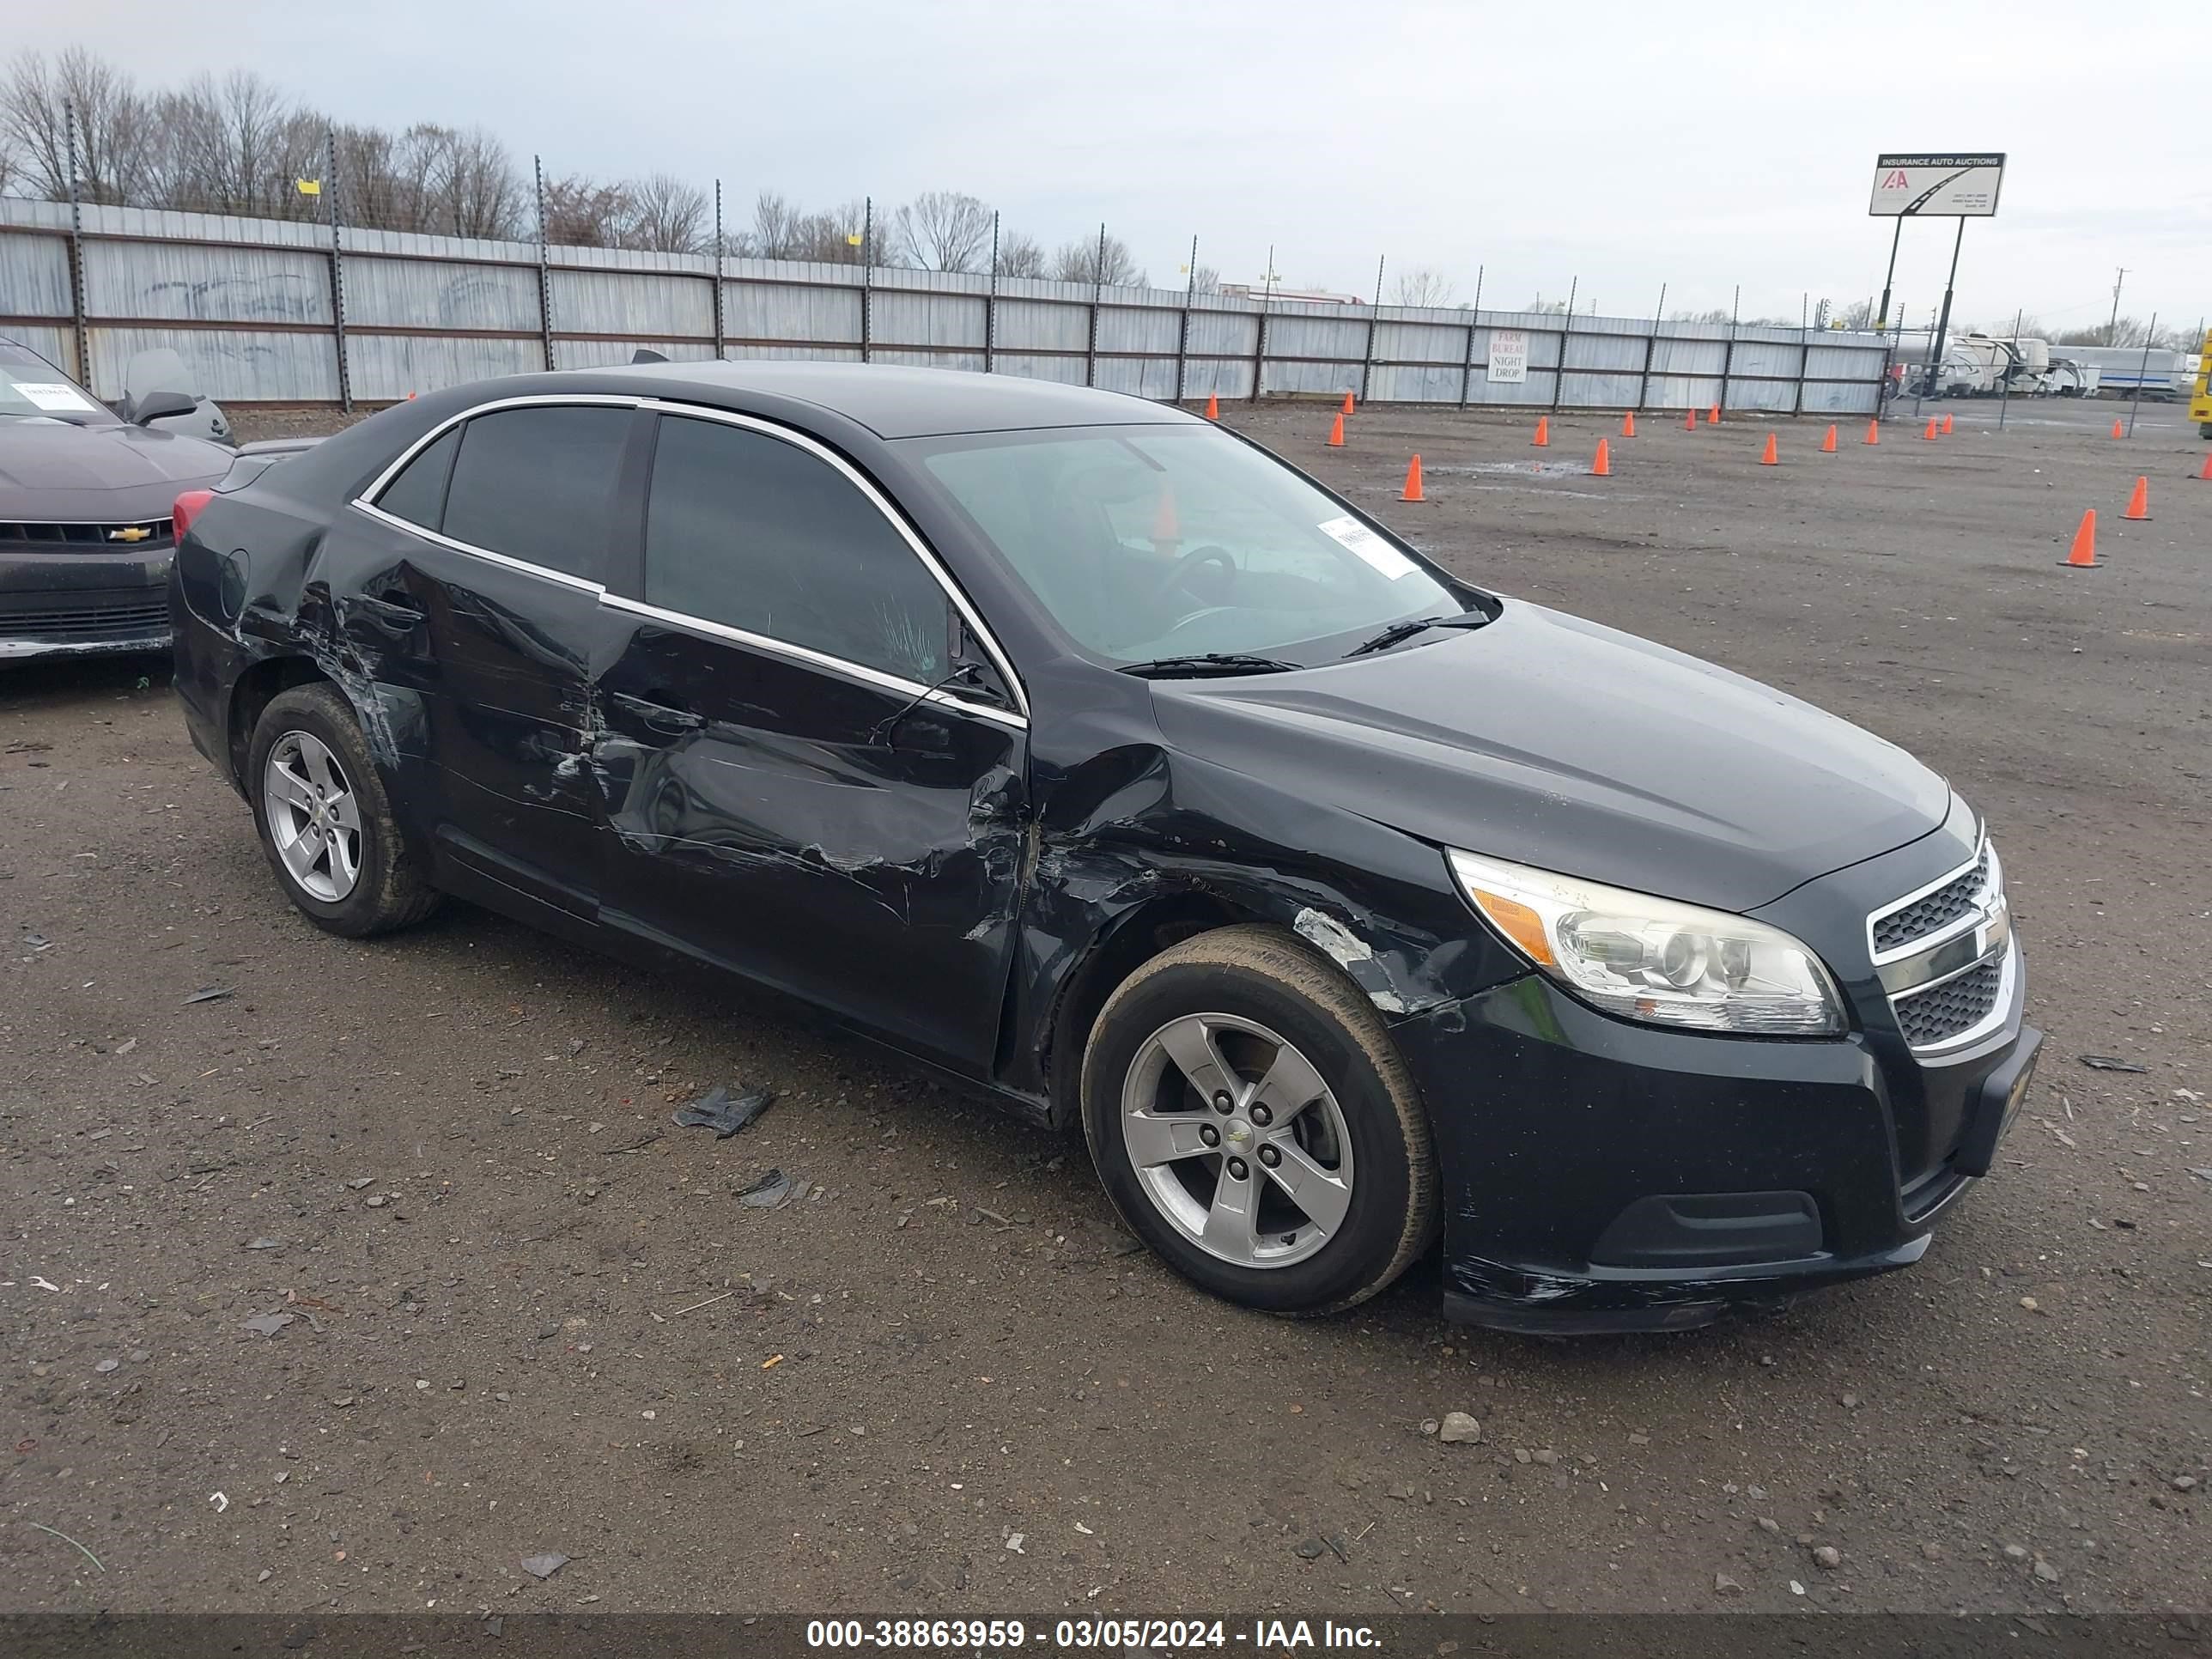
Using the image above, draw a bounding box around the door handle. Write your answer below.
[612,690,704,734]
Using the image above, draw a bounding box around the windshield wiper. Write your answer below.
[1343,609,1492,659]
[1118,652,1304,678]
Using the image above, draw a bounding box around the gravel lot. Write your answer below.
[3,392,2207,1618]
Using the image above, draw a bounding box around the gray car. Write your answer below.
[1,337,240,660]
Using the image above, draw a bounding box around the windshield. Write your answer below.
[913,423,1464,665]
[0,343,116,424]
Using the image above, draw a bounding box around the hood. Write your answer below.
[0,420,234,523]
[1149,599,1951,913]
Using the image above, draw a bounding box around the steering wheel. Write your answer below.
[1147,544,1237,609]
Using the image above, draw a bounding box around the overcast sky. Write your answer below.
[27,0,2210,332]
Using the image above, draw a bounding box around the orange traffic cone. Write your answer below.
[1204,392,1218,420]
[1591,438,1612,477]
[1621,410,1637,437]
[1533,416,1550,447]
[1684,407,1697,431]
[1923,418,1938,441]
[1759,432,1779,466]
[1864,419,1881,446]
[1706,404,1720,425]
[1941,411,1954,435]
[1821,423,1838,453]
[2123,475,2150,520]
[2194,453,2212,482]
[1327,413,1345,447]
[2061,509,2100,567]
[1400,454,1425,501]
[2111,418,2124,439]
[1151,483,1179,546]
[1342,391,1356,416]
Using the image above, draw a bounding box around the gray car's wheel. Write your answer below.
[1081,924,1438,1315]
[246,683,441,937]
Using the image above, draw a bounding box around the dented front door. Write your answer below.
[592,617,1027,1073]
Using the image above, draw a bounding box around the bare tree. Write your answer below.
[2,46,156,203]
[1833,300,1877,331]
[1390,266,1457,307]
[2056,318,2166,349]
[894,190,993,271]
[541,173,635,246]
[1189,264,1220,294]
[996,229,1045,277]
[623,172,709,252]
[1052,232,1144,288]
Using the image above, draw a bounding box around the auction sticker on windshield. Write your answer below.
[12,381,98,412]
[1318,514,1419,580]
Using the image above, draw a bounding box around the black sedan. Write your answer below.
[167,363,2039,1331]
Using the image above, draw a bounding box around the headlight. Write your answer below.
[1448,848,1845,1036]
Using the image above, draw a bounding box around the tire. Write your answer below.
[1080,924,1438,1315]
[246,682,441,938]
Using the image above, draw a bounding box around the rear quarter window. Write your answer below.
[372,428,459,531]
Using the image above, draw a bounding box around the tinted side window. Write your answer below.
[373,427,459,531]
[441,405,630,581]
[643,416,950,682]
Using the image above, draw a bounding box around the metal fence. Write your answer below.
[0,196,1893,416]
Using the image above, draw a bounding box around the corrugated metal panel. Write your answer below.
[1463,374,1558,408]
[1096,306,1178,355]
[0,230,72,319]
[348,332,541,401]
[724,343,866,362]
[1264,313,1365,362]
[1372,319,1467,364]
[88,325,336,402]
[1187,310,1258,356]
[871,348,987,374]
[1367,362,1465,403]
[726,281,860,345]
[1644,376,1724,410]
[1179,357,1249,398]
[1648,337,1727,376]
[995,299,1088,355]
[551,269,712,338]
[1563,331,1647,373]
[1729,378,1797,412]
[991,354,1087,386]
[871,290,986,349]
[83,240,330,325]
[556,339,717,369]
[1092,358,1182,399]
[1806,342,1886,379]
[1558,372,1643,407]
[0,198,73,231]
[1729,340,1802,381]
[345,257,539,331]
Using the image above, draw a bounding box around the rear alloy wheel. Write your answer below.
[1081,925,1437,1315]
[246,683,441,937]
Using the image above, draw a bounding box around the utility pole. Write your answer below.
[2109,268,2127,343]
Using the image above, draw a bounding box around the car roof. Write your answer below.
[572,361,1201,440]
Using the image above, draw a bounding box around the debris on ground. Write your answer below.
[240,1312,296,1336]
[520,1552,568,1580]
[183,987,233,1005]
[2078,1054,2148,1073]
[672,1084,775,1138]
[244,1237,284,1250]
[736,1169,798,1208]
[1438,1411,1483,1444]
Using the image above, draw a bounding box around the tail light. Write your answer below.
[172,488,216,542]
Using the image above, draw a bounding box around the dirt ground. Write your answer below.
[3,392,2207,1619]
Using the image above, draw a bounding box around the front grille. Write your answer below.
[0,589,172,644]
[1892,956,2004,1048]
[0,519,173,550]
[1872,847,1990,954]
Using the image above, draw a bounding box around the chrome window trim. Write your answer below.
[352,392,645,505]
[599,592,1027,732]
[637,398,1029,720]
[1865,836,1992,965]
[351,499,606,595]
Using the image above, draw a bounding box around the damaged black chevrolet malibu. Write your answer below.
[169,363,2039,1331]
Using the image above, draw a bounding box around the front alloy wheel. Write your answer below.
[1121,1012,1355,1268]
[1081,924,1437,1315]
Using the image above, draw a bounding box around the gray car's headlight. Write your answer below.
[1448,849,1845,1036]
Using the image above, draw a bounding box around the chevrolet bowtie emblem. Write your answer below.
[110,526,152,543]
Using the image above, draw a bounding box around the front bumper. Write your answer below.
[1,548,175,659]
[1394,967,2038,1333]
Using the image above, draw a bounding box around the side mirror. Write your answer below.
[131,388,198,426]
